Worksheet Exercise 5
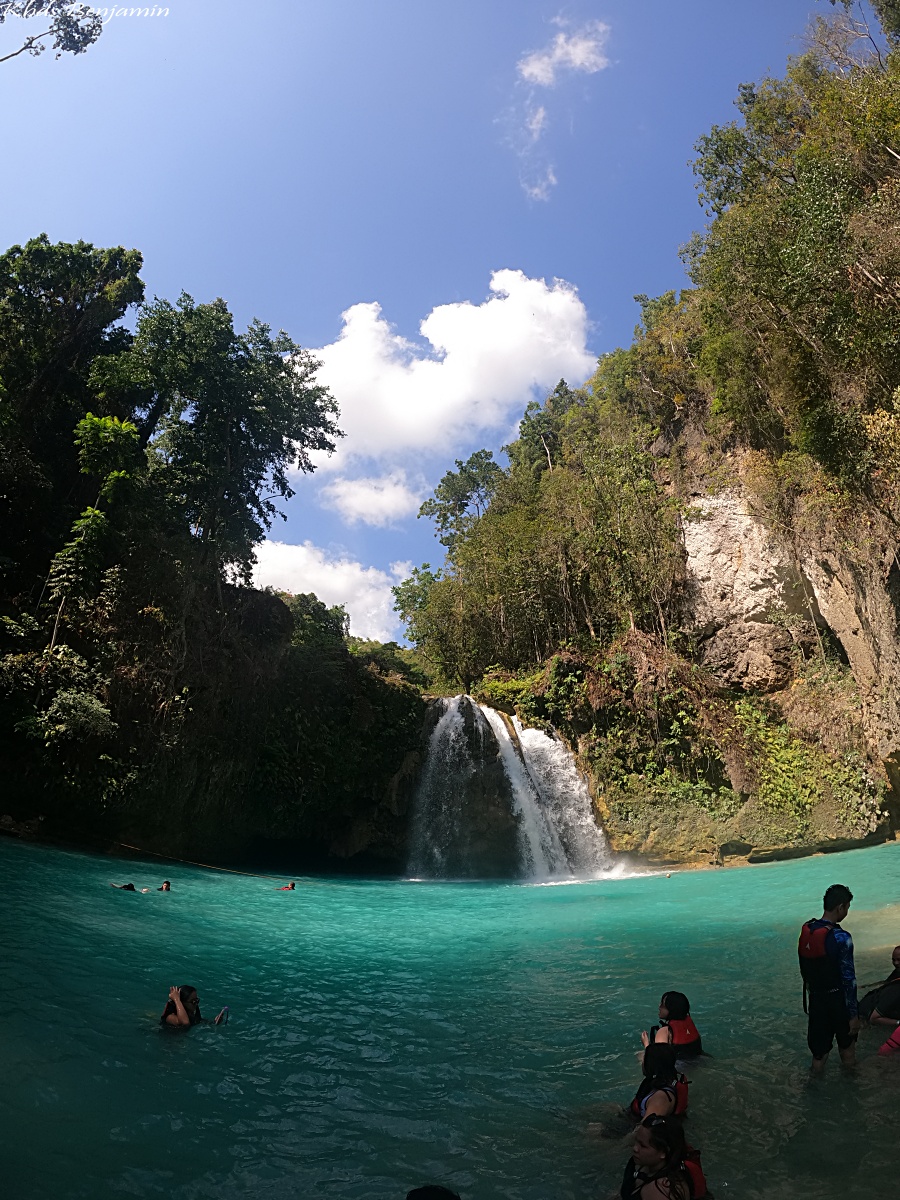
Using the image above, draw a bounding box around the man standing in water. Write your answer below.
[798,884,859,1069]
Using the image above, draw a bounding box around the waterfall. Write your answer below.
[512,717,616,876]
[478,706,568,878]
[406,695,619,881]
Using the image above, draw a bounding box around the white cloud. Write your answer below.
[517,22,611,87]
[525,103,548,141]
[522,165,558,202]
[505,19,612,199]
[312,268,594,468]
[318,470,425,527]
[254,540,408,641]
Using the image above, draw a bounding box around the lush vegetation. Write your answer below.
[6,5,900,864]
[0,237,426,862]
[397,7,900,855]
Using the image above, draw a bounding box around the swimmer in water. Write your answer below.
[642,992,703,1058]
[277,882,296,890]
[161,985,203,1027]
[158,881,171,891]
[112,883,137,891]
[621,1116,705,1199]
[160,985,229,1028]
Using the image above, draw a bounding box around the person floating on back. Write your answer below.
[277,881,296,890]
[642,992,702,1058]
[620,1115,706,1199]
[798,882,859,1069]
[630,1044,689,1122]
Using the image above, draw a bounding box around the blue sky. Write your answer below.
[1,0,843,638]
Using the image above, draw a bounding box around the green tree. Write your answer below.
[0,1,102,65]
[826,0,900,42]
[506,380,578,477]
[99,293,342,580]
[0,236,144,589]
[418,449,503,550]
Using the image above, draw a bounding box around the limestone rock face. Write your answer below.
[797,539,900,773]
[682,492,817,692]
[682,480,900,813]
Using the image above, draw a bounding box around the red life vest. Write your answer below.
[683,1146,707,1199]
[628,1074,689,1119]
[667,1016,701,1047]
[798,919,841,995]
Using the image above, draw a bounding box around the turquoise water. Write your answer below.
[3,840,900,1199]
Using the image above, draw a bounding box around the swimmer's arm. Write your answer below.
[166,988,192,1026]
[832,928,858,1017]
[871,1006,900,1027]
[642,1091,675,1119]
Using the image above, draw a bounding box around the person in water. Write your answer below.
[643,992,702,1058]
[161,985,203,1028]
[112,883,137,891]
[277,882,296,890]
[630,1044,688,1122]
[406,1189,462,1200]
[798,882,858,1069]
[158,881,171,891]
[859,945,900,1024]
[160,985,229,1028]
[621,1116,706,1199]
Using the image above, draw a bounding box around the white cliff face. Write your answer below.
[797,543,900,771]
[682,492,817,691]
[682,486,900,781]
[683,493,807,631]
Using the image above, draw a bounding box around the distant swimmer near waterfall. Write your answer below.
[277,881,296,890]
[798,883,858,1069]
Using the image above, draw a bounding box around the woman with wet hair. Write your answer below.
[621,1116,706,1199]
[630,1044,688,1121]
[161,985,203,1028]
[642,992,703,1058]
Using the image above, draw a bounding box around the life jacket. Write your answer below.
[798,919,841,1006]
[878,1024,900,1057]
[683,1145,707,1199]
[667,1016,701,1049]
[628,1075,689,1120]
[620,1148,705,1199]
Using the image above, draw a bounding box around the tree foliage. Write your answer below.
[0,236,374,841]
[0,1,102,65]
